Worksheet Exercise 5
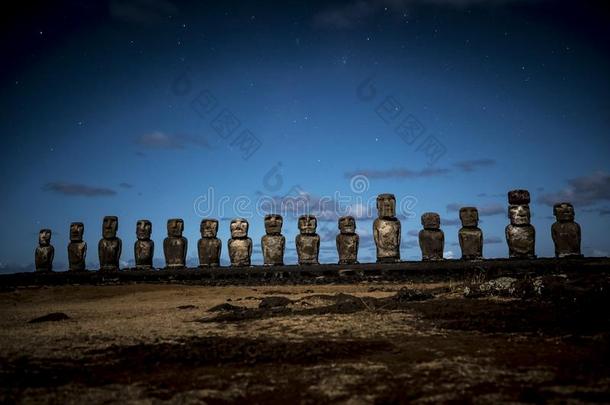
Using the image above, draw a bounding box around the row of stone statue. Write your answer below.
[34,189,581,271]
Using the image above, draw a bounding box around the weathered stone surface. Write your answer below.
[373,194,401,263]
[35,229,54,272]
[262,214,285,266]
[506,190,536,259]
[419,212,444,261]
[296,215,320,265]
[228,218,252,267]
[552,202,582,258]
[134,220,154,270]
[98,216,122,271]
[336,216,359,265]
[458,207,483,260]
[198,219,221,267]
[164,218,187,269]
[68,222,87,271]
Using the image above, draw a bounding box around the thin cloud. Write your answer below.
[313,0,376,29]
[345,167,450,179]
[446,202,504,216]
[453,159,496,172]
[119,182,133,189]
[538,171,610,207]
[441,218,462,226]
[110,0,178,24]
[484,236,503,244]
[582,207,610,216]
[313,0,530,29]
[43,182,116,197]
[135,131,211,150]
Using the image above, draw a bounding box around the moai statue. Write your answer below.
[336,216,359,265]
[98,216,122,271]
[505,189,536,259]
[552,202,582,258]
[296,215,320,265]
[164,218,187,268]
[261,214,285,266]
[458,207,483,260]
[373,194,401,263]
[35,229,54,272]
[228,218,252,267]
[198,219,221,267]
[134,220,154,270]
[68,222,87,271]
[419,212,444,261]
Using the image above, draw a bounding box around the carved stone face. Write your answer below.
[136,220,152,240]
[298,215,317,235]
[421,212,440,229]
[338,216,356,234]
[70,222,84,242]
[509,205,530,226]
[39,229,52,246]
[553,203,575,223]
[201,219,218,238]
[167,219,184,237]
[102,216,118,239]
[230,218,249,238]
[459,207,479,227]
[264,214,283,235]
[377,194,396,218]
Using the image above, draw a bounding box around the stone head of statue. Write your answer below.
[508,204,531,226]
[39,229,52,246]
[298,215,317,235]
[167,218,184,237]
[70,222,84,242]
[459,207,479,227]
[508,189,530,205]
[264,214,283,235]
[338,216,356,234]
[102,216,118,239]
[421,212,441,230]
[553,202,575,223]
[376,194,396,218]
[201,219,219,238]
[136,220,152,240]
[230,218,249,238]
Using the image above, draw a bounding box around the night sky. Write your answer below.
[1,0,609,271]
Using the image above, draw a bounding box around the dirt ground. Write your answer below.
[1,274,609,404]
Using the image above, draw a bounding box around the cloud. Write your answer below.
[402,239,419,249]
[441,218,462,226]
[255,187,380,221]
[446,202,504,216]
[313,0,376,29]
[582,207,610,216]
[43,182,116,197]
[484,236,503,244]
[110,0,178,24]
[313,0,529,29]
[119,182,133,189]
[345,167,450,180]
[538,171,610,207]
[453,159,496,172]
[135,131,211,150]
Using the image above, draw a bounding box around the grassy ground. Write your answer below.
[1,273,609,403]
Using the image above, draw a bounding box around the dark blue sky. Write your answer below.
[1,0,609,271]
